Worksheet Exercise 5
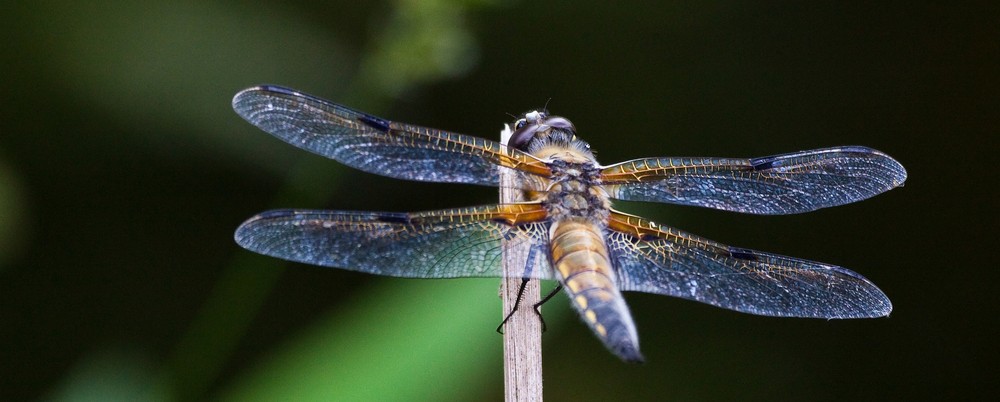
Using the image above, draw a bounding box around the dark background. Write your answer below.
[2,1,996,401]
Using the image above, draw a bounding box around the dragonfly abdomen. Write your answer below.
[550,219,643,362]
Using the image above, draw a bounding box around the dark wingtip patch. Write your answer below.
[729,247,759,261]
[374,214,410,224]
[252,209,298,219]
[358,115,391,133]
[255,85,299,96]
[750,157,782,171]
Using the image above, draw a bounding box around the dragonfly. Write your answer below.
[232,85,907,362]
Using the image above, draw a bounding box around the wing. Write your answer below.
[606,211,891,318]
[234,203,554,279]
[601,146,907,214]
[232,85,550,187]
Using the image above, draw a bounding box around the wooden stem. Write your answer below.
[500,125,544,401]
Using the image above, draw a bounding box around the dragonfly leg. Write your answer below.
[497,277,530,334]
[532,285,563,332]
[497,244,541,334]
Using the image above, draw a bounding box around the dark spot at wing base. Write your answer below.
[358,115,391,133]
[729,247,759,261]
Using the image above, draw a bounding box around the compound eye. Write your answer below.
[514,118,527,130]
[543,116,576,133]
[508,123,541,151]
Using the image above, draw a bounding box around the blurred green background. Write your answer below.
[2,1,996,401]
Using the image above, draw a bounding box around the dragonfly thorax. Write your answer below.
[543,160,611,223]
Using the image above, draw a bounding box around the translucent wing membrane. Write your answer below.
[232,86,550,188]
[602,146,907,214]
[607,211,891,318]
[235,204,554,279]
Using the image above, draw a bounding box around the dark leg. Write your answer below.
[532,285,563,332]
[497,277,530,334]
[497,244,540,334]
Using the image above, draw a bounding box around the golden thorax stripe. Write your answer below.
[408,203,548,226]
[391,123,552,176]
[607,210,727,252]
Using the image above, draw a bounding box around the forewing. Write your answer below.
[602,146,907,214]
[607,211,891,318]
[233,85,550,187]
[235,204,553,279]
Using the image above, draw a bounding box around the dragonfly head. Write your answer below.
[509,110,580,152]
